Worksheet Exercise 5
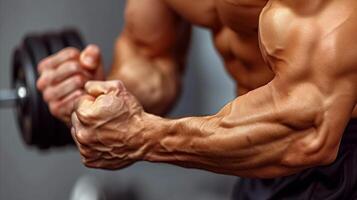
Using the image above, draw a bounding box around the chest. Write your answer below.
[164,0,269,31]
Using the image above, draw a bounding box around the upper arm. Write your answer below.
[258,1,357,165]
[121,0,191,66]
[108,0,191,114]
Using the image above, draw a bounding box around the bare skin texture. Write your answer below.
[62,0,357,178]
[37,45,104,124]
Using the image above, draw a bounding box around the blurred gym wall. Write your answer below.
[0,0,237,199]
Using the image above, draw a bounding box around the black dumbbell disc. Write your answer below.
[23,35,48,73]
[12,29,85,149]
[61,29,85,50]
[24,35,54,149]
[12,47,39,146]
[43,32,67,54]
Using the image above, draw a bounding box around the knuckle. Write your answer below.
[84,81,92,89]
[79,148,91,158]
[49,102,60,116]
[38,57,52,69]
[77,113,91,126]
[63,47,80,57]
[75,130,91,144]
[76,89,84,96]
[37,60,47,72]
[74,76,86,88]
[75,98,94,122]
[115,80,124,86]
[113,80,125,90]
[39,71,55,87]
[75,75,84,83]
[43,89,53,102]
[36,79,44,91]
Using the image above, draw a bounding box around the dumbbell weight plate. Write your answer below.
[61,29,84,50]
[12,47,39,146]
[24,35,55,148]
[43,32,66,54]
[11,29,86,149]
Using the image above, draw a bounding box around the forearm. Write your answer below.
[141,82,353,178]
[143,113,307,178]
[107,34,183,115]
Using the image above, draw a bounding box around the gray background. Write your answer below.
[0,0,238,199]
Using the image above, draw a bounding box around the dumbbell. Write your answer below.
[0,29,85,149]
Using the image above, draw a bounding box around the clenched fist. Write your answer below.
[71,80,151,170]
[37,45,104,124]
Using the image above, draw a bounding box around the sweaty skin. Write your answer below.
[71,0,357,178]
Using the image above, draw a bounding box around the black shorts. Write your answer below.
[232,119,357,200]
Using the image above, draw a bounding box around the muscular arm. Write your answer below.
[72,0,357,178]
[139,0,357,178]
[108,0,191,115]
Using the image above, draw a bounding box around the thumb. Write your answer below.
[84,80,126,97]
[79,44,102,70]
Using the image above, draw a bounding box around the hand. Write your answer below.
[37,44,105,124]
[71,80,147,170]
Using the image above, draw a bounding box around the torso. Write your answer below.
[163,0,357,117]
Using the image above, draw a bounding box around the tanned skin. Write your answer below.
[40,0,357,179]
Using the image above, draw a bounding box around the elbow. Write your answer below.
[281,142,339,170]
[253,149,338,179]
[281,126,340,170]
[315,147,339,166]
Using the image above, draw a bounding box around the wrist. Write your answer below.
[139,112,175,162]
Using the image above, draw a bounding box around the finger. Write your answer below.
[37,69,56,91]
[48,89,83,120]
[71,120,101,156]
[74,94,97,125]
[79,44,102,70]
[43,75,87,102]
[71,113,83,147]
[71,112,96,146]
[84,80,126,97]
[71,128,79,148]
[76,128,99,147]
[38,47,80,74]
[37,61,91,91]
[52,61,92,84]
[78,144,102,160]
[74,94,95,112]
[83,157,132,170]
